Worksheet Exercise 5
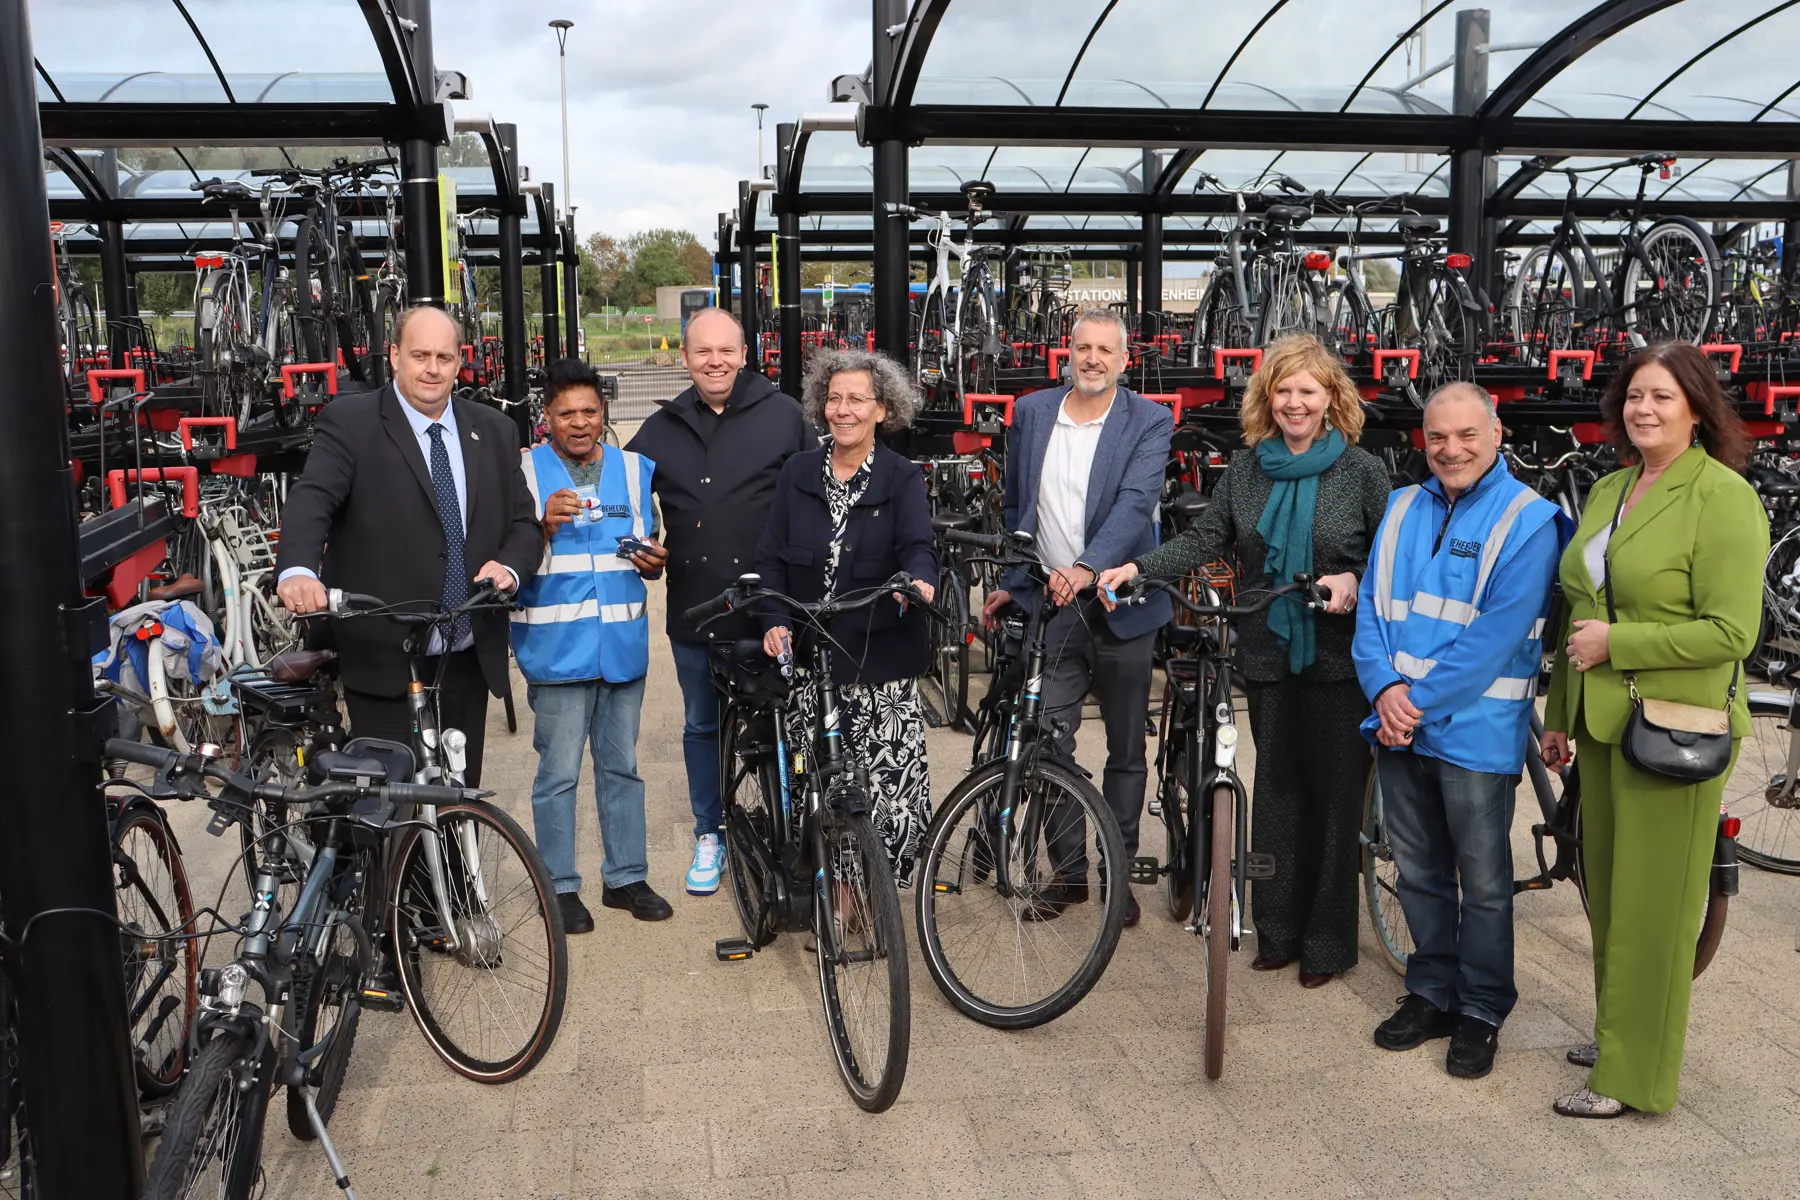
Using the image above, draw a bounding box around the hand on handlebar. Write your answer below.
[278,574,329,615]
[473,561,517,594]
[1314,572,1360,616]
[894,578,935,611]
[1095,563,1139,612]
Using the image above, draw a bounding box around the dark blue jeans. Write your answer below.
[1377,749,1518,1028]
[669,638,723,841]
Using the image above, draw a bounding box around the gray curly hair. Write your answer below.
[800,348,921,434]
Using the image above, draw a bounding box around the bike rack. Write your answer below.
[106,466,199,519]
[280,362,339,400]
[85,367,146,407]
[1046,347,1071,382]
[1142,393,1185,423]
[1372,348,1420,387]
[1212,348,1263,380]
[1547,349,1596,383]
[962,392,1014,431]
[177,415,237,453]
[1699,342,1743,374]
[1763,385,1800,420]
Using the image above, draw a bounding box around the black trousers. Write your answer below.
[1243,677,1369,974]
[343,649,492,787]
[1041,600,1157,864]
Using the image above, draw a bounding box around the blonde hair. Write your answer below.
[1239,333,1365,446]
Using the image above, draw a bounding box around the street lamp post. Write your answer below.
[549,19,574,226]
[752,102,769,179]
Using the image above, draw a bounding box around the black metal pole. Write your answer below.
[776,123,802,398]
[739,182,761,370]
[0,2,143,1194]
[1448,9,1492,298]
[402,137,445,305]
[100,218,130,368]
[1141,149,1163,337]
[561,220,581,360]
[539,184,562,361]
[1124,252,1139,321]
[717,214,733,312]
[871,0,910,357]
[494,122,529,444]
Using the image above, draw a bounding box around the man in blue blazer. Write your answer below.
[982,309,1174,926]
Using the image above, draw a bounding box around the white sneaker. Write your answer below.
[686,834,725,896]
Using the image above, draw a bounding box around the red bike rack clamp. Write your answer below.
[1763,385,1800,418]
[962,393,1015,428]
[1547,349,1596,382]
[85,368,147,407]
[178,416,238,453]
[1047,347,1072,381]
[1142,393,1185,423]
[107,467,200,519]
[1372,348,1421,381]
[1699,343,1743,374]
[1213,348,1264,380]
[280,363,339,399]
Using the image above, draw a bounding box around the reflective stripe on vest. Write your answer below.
[1373,485,1420,623]
[1393,650,1532,702]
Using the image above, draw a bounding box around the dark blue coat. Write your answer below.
[755,443,938,685]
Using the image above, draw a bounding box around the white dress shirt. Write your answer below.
[1034,392,1114,571]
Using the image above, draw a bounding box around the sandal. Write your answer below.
[1566,1041,1598,1068]
[1553,1085,1631,1119]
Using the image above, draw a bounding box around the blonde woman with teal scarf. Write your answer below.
[1099,334,1391,985]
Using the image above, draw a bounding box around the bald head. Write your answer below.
[389,304,460,417]
[682,306,748,410]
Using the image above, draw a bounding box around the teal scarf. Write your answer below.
[1254,428,1347,674]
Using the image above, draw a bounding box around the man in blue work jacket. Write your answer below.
[514,359,673,930]
[1352,381,1568,1081]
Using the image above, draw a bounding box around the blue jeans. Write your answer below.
[669,638,723,841]
[527,678,649,893]
[1377,749,1518,1028]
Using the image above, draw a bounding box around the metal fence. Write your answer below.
[605,365,693,421]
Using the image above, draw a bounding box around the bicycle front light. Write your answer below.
[441,727,468,775]
[1214,723,1240,769]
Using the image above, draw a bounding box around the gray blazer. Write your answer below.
[1001,384,1174,640]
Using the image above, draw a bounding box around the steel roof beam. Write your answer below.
[1478,0,1682,121]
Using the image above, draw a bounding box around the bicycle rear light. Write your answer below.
[1723,816,1742,839]
[1444,253,1472,270]
[1303,251,1332,271]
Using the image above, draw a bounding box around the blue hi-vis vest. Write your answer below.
[1362,464,1562,774]
[511,443,655,684]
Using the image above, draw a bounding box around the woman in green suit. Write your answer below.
[1539,341,1766,1118]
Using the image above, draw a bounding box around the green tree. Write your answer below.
[622,228,711,305]
[136,273,191,319]
[582,232,630,310]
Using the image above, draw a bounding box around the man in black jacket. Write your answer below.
[276,306,541,785]
[625,308,811,894]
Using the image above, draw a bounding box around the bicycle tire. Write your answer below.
[925,565,971,731]
[371,285,402,386]
[1200,784,1232,1080]
[1724,699,1800,874]
[1360,765,1412,976]
[915,757,1126,1029]
[814,809,909,1112]
[111,804,197,1097]
[722,708,780,948]
[390,799,568,1082]
[1622,217,1720,345]
[1505,244,1585,365]
[143,1028,274,1200]
[291,216,336,368]
[0,971,30,1200]
[287,910,371,1140]
[1162,736,1195,922]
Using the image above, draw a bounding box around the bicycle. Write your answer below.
[1360,709,1737,978]
[1118,572,1326,1079]
[913,529,1129,1030]
[1190,172,1328,363]
[695,573,926,1112]
[886,180,1006,404]
[1504,154,1722,363]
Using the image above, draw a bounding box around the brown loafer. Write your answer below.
[1299,971,1336,988]
[1251,954,1293,971]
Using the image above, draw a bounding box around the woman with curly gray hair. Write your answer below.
[755,349,938,882]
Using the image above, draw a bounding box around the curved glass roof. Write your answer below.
[910,0,1800,121]
[29,0,396,105]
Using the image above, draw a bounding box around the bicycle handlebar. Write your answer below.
[311,581,516,625]
[102,739,483,809]
[1117,573,1327,618]
[684,573,952,630]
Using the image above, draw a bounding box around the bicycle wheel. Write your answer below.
[389,799,568,1082]
[291,216,336,367]
[1199,784,1233,1080]
[143,1028,274,1200]
[370,285,402,386]
[1,974,32,1200]
[1723,699,1800,874]
[1622,218,1720,345]
[722,708,780,948]
[923,566,970,731]
[1161,736,1195,922]
[1504,244,1584,366]
[287,911,371,1140]
[915,757,1127,1029]
[111,804,197,1096]
[814,808,909,1112]
[1360,765,1412,975]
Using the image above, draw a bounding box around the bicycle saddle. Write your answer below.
[268,648,339,684]
[1263,204,1311,226]
[146,574,206,602]
[1398,214,1441,237]
[961,179,996,208]
[931,512,977,534]
[1751,469,1800,498]
[1168,489,1209,520]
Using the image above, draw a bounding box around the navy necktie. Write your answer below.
[426,422,469,648]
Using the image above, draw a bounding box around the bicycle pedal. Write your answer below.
[358,985,404,1013]
[715,937,756,962]
[1147,798,1163,817]
[1243,853,1276,881]
[1129,856,1162,885]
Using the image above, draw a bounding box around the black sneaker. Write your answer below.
[558,892,595,935]
[1373,993,1457,1051]
[601,880,674,922]
[1446,1014,1499,1079]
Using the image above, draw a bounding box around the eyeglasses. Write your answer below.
[826,394,878,407]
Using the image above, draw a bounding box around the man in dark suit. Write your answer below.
[982,309,1174,927]
[276,305,541,785]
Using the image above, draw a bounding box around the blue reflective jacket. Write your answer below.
[511,443,655,685]
[1352,459,1568,774]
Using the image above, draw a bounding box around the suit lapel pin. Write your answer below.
[471,430,480,441]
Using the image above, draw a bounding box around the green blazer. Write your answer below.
[1546,446,1767,743]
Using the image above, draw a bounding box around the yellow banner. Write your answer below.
[439,172,460,305]
[770,233,779,307]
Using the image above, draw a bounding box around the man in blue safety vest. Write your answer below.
[514,358,673,930]
[1352,381,1568,1081]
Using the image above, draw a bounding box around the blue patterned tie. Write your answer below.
[426,423,469,648]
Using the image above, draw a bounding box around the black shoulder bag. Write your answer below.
[1602,473,1736,783]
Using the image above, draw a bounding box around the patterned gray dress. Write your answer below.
[785,448,932,885]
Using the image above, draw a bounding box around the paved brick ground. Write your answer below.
[167,582,1800,1200]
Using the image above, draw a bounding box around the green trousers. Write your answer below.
[1576,712,1735,1113]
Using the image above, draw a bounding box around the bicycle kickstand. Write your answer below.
[303,1086,358,1199]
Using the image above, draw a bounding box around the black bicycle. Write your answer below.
[1121,572,1325,1080]
[914,529,1129,1029]
[696,573,930,1112]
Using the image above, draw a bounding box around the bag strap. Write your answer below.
[1604,468,1739,712]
